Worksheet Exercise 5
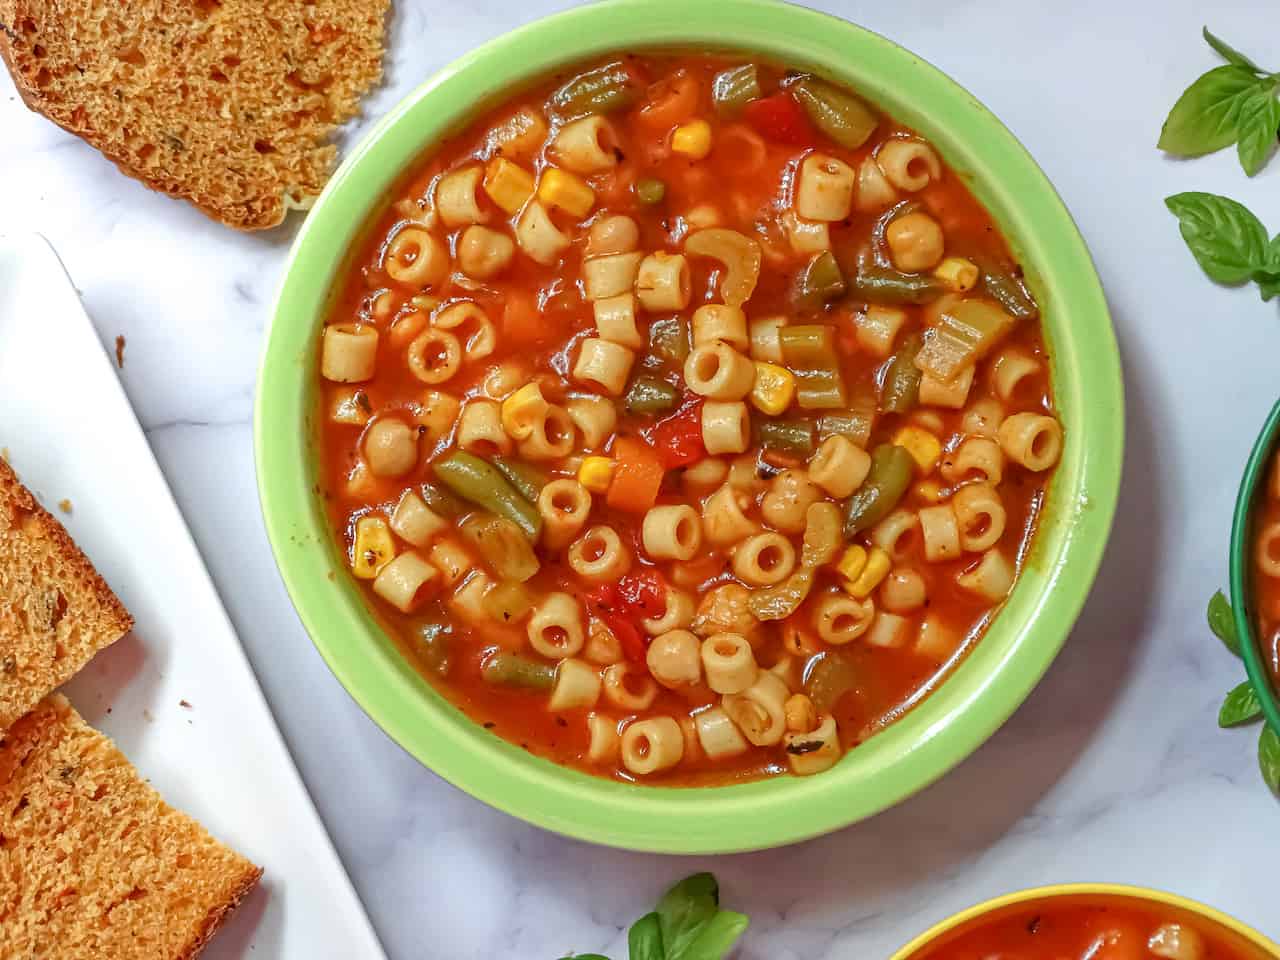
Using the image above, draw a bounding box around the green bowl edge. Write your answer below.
[1229,398,1280,736]
[254,0,1125,853]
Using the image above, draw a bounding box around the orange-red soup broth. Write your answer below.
[906,898,1260,960]
[316,53,1062,785]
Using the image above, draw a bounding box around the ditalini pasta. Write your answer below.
[317,53,1061,785]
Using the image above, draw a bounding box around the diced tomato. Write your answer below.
[743,92,815,145]
[585,584,651,662]
[648,399,705,468]
[617,569,666,619]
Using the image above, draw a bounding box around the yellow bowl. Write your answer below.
[890,884,1278,959]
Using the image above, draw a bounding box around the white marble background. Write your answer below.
[4,0,1280,957]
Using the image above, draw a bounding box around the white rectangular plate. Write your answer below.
[0,234,387,959]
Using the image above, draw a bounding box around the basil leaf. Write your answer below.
[657,874,719,960]
[1235,85,1280,175]
[1202,27,1266,74]
[1165,192,1271,284]
[1220,680,1264,727]
[1257,272,1280,302]
[1158,65,1266,156]
[681,910,749,960]
[1259,725,1280,794]
[628,912,663,960]
[1208,590,1242,657]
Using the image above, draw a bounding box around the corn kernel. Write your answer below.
[500,382,547,439]
[749,361,796,415]
[578,455,616,494]
[934,256,980,293]
[835,544,868,582]
[482,157,535,215]
[537,168,596,219]
[914,480,946,504]
[671,119,713,160]
[843,546,891,599]
[352,516,396,579]
[892,425,943,474]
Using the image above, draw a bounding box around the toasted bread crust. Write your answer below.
[0,457,133,732]
[0,695,263,959]
[0,0,388,229]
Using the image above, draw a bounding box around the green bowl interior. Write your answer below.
[1229,399,1280,735]
[255,0,1124,852]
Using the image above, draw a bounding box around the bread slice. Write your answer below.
[0,695,262,958]
[0,457,133,733]
[0,0,389,230]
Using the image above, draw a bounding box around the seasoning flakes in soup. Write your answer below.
[316,54,1061,785]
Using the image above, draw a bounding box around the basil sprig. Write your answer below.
[1205,592,1280,793]
[560,873,749,960]
[1159,28,1280,176]
[1165,193,1280,301]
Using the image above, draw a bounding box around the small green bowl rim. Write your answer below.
[888,883,1280,959]
[255,0,1124,852]
[1229,398,1280,735]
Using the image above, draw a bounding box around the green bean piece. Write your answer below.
[432,451,543,541]
[757,418,817,456]
[794,368,848,410]
[842,444,915,537]
[419,481,466,518]
[792,251,847,313]
[804,651,860,712]
[712,63,762,115]
[490,455,547,504]
[481,652,556,691]
[817,412,872,447]
[648,315,690,367]
[625,375,681,415]
[791,77,879,150]
[880,333,924,414]
[974,255,1040,320]
[779,323,836,368]
[848,248,945,305]
[551,61,640,118]
[459,512,541,582]
[482,580,537,624]
[635,177,666,205]
[412,617,453,677]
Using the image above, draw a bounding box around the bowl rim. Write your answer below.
[1229,398,1280,735]
[887,883,1280,959]
[255,0,1124,852]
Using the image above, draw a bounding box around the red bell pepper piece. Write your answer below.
[648,399,705,469]
[743,91,816,145]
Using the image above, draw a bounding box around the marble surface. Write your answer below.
[3,0,1279,956]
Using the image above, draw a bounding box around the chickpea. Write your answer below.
[645,630,702,689]
[586,214,639,256]
[363,416,419,477]
[760,469,823,535]
[457,225,515,279]
[880,568,928,613]
[886,211,945,272]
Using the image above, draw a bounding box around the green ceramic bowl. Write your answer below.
[1229,400,1280,735]
[255,0,1123,852]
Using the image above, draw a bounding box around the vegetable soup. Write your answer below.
[905,896,1261,960]
[1250,450,1280,692]
[315,54,1062,784]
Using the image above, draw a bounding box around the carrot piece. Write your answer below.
[606,436,665,513]
[502,288,544,346]
[634,69,700,132]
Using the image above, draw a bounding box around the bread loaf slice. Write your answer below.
[0,457,133,733]
[0,0,389,230]
[0,695,262,958]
